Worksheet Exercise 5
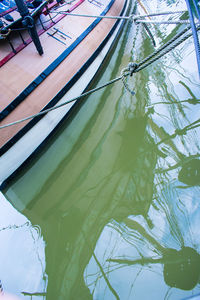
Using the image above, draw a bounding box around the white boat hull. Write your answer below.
[0,0,130,189]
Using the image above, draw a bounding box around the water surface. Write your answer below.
[1,0,200,299]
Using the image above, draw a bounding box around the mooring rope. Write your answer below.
[0,75,124,129]
[134,10,187,19]
[135,19,190,25]
[0,23,198,130]
[120,24,199,92]
[50,10,187,22]
[123,25,200,74]
[51,11,132,20]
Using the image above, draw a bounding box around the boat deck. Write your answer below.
[0,0,122,147]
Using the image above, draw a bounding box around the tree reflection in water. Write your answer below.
[3,1,200,299]
[84,9,200,299]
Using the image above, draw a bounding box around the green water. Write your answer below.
[1,0,200,299]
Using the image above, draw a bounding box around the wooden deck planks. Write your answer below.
[0,1,92,110]
[0,0,124,147]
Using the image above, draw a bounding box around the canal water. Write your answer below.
[1,0,200,299]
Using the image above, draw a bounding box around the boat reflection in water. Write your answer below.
[2,2,200,299]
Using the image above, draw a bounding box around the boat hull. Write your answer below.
[0,0,131,189]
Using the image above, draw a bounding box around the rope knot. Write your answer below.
[128,62,138,76]
[121,64,135,96]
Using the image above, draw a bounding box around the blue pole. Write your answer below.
[191,0,200,21]
[185,0,200,78]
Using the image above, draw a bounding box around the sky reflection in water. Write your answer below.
[1,0,200,299]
